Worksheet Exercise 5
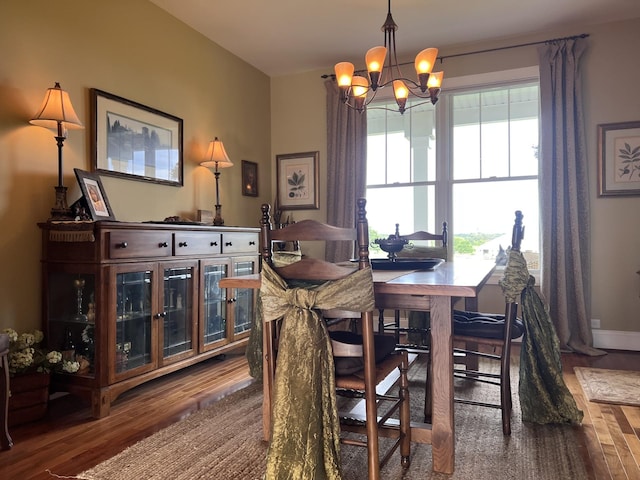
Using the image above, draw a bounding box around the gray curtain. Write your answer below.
[325,79,367,262]
[537,38,606,356]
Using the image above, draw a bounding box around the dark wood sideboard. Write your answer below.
[39,221,259,418]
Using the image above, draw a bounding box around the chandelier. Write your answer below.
[334,0,444,114]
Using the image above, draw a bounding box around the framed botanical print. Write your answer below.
[276,151,319,210]
[598,121,640,196]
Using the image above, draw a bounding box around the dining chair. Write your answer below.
[426,210,525,435]
[377,223,448,345]
[259,198,410,480]
[0,332,12,450]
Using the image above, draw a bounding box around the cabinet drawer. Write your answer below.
[109,231,173,259]
[222,232,259,254]
[174,232,222,256]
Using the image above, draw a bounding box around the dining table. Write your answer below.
[219,259,496,475]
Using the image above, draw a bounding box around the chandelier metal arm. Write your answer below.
[342,77,440,113]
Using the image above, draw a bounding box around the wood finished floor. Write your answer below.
[562,349,640,480]
[0,348,639,480]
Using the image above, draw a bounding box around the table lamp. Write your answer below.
[30,82,84,221]
[201,137,234,225]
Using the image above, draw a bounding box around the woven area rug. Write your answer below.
[79,358,588,480]
[574,366,640,407]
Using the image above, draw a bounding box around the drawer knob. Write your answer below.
[179,241,188,247]
[225,241,232,247]
[159,242,168,248]
[249,241,256,246]
[210,241,218,246]
[116,242,128,249]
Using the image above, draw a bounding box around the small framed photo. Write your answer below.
[90,88,183,187]
[241,160,258,197]
[276,151,319,210]
[74,168,116,221]
[598,121,640,196]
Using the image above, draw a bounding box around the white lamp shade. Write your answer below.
[29,82,84,130]
[201,137,234,169]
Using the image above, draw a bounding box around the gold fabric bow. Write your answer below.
[260,262,375,480]
[499,250,584,426]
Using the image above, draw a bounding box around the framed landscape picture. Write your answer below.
[276,151,319,210]
[598,121,640,196]
[91,88,183,187]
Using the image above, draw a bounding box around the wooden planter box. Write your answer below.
[8,373,50,427]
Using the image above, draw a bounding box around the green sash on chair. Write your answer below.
[500,250,583,425]
[260,262,375,480]
[246,251,303,379]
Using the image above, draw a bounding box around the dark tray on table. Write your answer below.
[368,258,444,271]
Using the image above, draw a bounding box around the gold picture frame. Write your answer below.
[276,151,319,210]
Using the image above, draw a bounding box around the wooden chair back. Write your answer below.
[448,210,525,435]
[259,198,410,479]
[379,222,449,340]
[395,222,449,262]
[400,222,448,247]
[260,199,370,280]
[260,197,375,427]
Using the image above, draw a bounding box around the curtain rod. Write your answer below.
[437,33,589,62]
[321,33,589,78]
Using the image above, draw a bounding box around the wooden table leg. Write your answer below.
[430,295,454,474]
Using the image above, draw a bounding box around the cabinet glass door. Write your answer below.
[46,271,96,377]
[162,265,195,360]
[202,262,228,348]
[232,258,256,335]
[115,270,153,374]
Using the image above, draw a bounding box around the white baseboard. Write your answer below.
[515,329,639,351]
[593,329,640,351]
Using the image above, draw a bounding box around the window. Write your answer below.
[366,100,438,244]
[366,69,540,268]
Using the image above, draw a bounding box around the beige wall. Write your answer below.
[0,0,271,332]
[271,18,640,334]
[2,1,638,339]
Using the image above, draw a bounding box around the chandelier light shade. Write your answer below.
[29,82,84,221]
[201,137,234,226]
[334,0,444,114]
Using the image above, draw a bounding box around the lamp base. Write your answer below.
[49,185,74,221]
[213,204,224,226]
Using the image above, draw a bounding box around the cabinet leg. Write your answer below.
[92,388,111,418]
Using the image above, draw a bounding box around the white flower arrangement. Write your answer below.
[3,328,66,376]
[62,359,80,373]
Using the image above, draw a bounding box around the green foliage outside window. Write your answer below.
[454,233,502,255]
